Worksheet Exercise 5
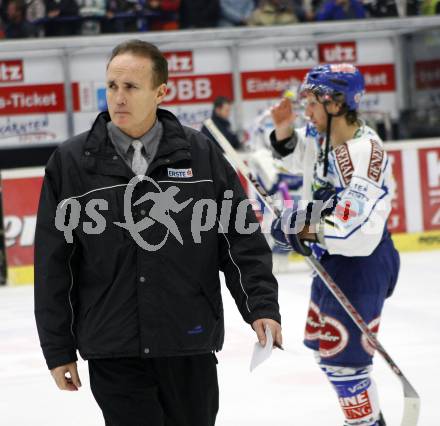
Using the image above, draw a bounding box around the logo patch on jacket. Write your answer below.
[167,168,193,178]
[187,325,204,335]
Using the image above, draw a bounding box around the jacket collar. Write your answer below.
[83,109,191,177]
[84,109,189,152]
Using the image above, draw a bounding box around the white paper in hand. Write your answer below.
[250,324,273,372]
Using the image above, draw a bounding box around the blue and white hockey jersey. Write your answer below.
[280,123,395,257]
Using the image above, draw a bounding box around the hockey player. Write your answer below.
[270,63,400,426]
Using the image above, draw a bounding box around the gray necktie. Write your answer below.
[131,140,148,175]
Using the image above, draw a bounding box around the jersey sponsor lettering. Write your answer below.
[368,140,384,182]
[319,315,349,358]
[304,301,321,341]
[339,390,373,420]
[335,144,354,185]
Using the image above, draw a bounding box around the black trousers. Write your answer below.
[88,354,219,426]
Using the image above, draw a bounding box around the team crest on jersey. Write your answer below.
[335,197,364,225]
[368,140,384,182]
[304,301,321,341]
[335,144,354,185]
[319,314,349,358]
[361,317,381,356]
[167,168,193,178]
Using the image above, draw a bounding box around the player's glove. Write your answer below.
[270,207,313,256]
[271,191,337,257]
[313,184,337,216]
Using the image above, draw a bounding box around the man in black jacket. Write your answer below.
[201,96,241,150]
[34,39,282,426]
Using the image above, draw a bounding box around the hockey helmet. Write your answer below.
[299,63,365,111]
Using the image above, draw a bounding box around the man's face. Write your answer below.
[215,103,232,120]
[106,53,167,138]
[303,92,328,133]
[303,92,341,133]
[7,2,20,20]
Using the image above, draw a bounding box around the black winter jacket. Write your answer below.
[34,109,280,370]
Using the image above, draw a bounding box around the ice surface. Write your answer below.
[1,251,438,425]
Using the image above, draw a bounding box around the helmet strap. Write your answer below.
[324,113,332,177]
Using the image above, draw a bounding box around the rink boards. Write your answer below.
[0,138,439,286]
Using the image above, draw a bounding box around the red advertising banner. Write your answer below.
[415,59,440,90]
[164,51,194,74]
[241,69,307,100]
[419,147,440,231]
[241,64,396,100]
[360,64,396,92]
[0,83,80,116]
[0,60,24,84]
[318,41,357,63]
[163,73,233,106]
[2,173,43,268]
[387,150,407,233]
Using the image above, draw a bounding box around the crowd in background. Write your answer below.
[0,0,439,39]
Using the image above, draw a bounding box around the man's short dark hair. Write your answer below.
[107,39,168,88]
[213,96,231,109]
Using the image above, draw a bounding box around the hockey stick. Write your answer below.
[203,118,420,426]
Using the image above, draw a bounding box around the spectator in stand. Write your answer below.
[103,0,139,33]
[407,0,421,14]
[247,0,299,26]
[362,0,398,17]
[44,0,80,36]
[4,0,37,38]
[201,96,241,150]
[78,0,106,35]
[291,0,311,21]
[148,0,180,31]
[26,0,45,27]
[422,0,440,14]
[218,0,255,27]
[316,0,365,20]
[0,0,7,22]
[179,0,219,28]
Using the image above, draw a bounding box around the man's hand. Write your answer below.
[47,10,60,18]
[252,318,282,349]
[270,98,296,141]
[50,361,82,391]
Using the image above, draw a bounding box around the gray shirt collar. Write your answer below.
[107,119,163,162]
